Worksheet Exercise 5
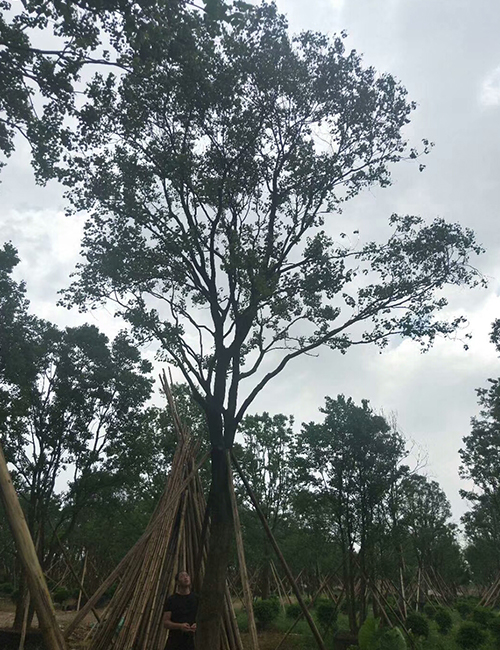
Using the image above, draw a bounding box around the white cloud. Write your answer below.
[480,65,500,107]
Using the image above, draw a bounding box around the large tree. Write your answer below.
[49,2,484,645]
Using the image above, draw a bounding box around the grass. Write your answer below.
[236,604,500,650]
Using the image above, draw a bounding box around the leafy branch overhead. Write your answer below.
[49,1,485,440]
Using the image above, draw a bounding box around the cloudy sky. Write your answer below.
[2,0,500,523]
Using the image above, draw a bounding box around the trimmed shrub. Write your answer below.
[253,598,280,629]
[315,599,337,632]
[358,617,407,650]
[53,587,71,604]
[456,599,473,619]
[455,621,488,650]
[472,606,495,627]
[423,603,436,618]
[488,616,500,648]
[405,612,429,638]
[434,607,453,635]
[286,602,302,620]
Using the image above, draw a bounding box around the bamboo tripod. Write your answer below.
[65,375,244,650]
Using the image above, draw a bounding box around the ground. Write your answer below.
[0,597,97,649]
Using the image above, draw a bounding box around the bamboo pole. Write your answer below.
[231,451,327,650]
[227,455,259,650]
[0,442,67,650]
[47,523,100,624]
[274,573,331,650]
[77,550,88,612]
[18,591,30,650]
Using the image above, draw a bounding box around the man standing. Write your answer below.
[164,571,198,650]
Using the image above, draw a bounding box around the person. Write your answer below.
[163,571,198,650]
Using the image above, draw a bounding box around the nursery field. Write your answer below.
[2,594,500,650]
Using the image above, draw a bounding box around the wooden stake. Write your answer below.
[227,454,259,650]
[0,442,67,650]
[231,451,327,650]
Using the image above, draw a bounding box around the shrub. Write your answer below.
[253,598,280,629]
[53,587,71,604]
[0,582,14,595]
[472,606,495,627]
[455,621,488,650]
[423,603,436,618]
[456,599,473,620]
[358,617,407,650]
[488,616,500,648]
[405,612,429,638]
[434,607,453,635]
[286,602,302,620]
[315,599,337,632]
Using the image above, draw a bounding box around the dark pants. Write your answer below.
[165,631,195,650]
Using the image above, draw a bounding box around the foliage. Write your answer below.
[455,621,488,650]
[295,395,408,628]
[315,599,338,632]
[471,607,495,628]
[424,603,437,618]
[460,320,500,581]
[0,582,14,595]
[235,412,296,596]
[456,600,474,620]
[405,612,429,638]
[253,598,280,629]
[399,474,461,580]
[358,617,406,650]
[52,587,71,604]
[286,602,302,620]
[56,0,484,450]
[434,607,453,635]
[488,616,500,647]
[6,0,485,641]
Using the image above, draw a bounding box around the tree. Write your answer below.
[50,2,484,645]
[399,474,461,580]
[295,395,407,630]
[460,319,500,581]
[0,245,156,623]
[235,411,296,597]
[0,0,224,175]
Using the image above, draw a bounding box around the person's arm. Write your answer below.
[163,611,193,632]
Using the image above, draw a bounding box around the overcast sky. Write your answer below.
[2,0,500,524]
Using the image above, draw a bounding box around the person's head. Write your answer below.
[175,571,191,589]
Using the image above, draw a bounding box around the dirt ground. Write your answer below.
[0,597,98,648]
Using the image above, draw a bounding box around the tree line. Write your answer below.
[1,244,500,630]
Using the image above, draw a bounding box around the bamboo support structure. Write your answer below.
[231,451,327,650]
[64,375,243,650]
[228,454,259,650]
[0,442,67,650]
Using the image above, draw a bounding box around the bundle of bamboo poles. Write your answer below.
[65,375,243,650]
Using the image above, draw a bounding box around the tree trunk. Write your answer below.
[195,447,233,650]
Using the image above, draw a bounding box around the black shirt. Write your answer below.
[164,592,198,626]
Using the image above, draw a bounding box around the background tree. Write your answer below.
[295,395,407,631]
[45,1,483,645]
[234,412,296,598]
[0,245,157,624]
[399,474,462,582]
[460,319,500,582]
